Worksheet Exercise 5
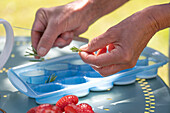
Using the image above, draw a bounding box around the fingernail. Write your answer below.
[80,44,88,51]
[38,47,47,56]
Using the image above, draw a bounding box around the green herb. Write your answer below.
[25,46,45,62]
[29,58,45,62]
[70,46,82,52]
[45,74,57,83]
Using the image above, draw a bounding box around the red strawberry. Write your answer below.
[91,52,96,55]
[51,106,62,113]
[42,107,62,113]
[64,103,94,113]
[96,47,107,56]
[77,103,94,113]
[108,44,115,52]
[36,104,53,113]
[56,95,79,112]
[64,104,78,113]
[27,107,37,113]
[42,108,56,113]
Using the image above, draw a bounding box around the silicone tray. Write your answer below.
[7,47,169,104]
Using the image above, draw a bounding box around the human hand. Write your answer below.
[31,0,94,57]
[79,8,159,76]
[31,0,130,58]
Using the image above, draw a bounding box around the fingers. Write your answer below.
[53,38,72,48]
[80,32,112,52]
[53,31,74,48]
[73,24,88,36]
[91,64,129,77]
[31,4,91,57]
[61,32,74,40]
[79,46,128,67]
[31,12,47,59]
[31,30,42,59]
[36,22,62,56]
[31,16,46,50]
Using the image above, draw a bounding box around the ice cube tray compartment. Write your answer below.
[7,47,169,104]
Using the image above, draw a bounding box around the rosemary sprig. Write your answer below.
[45,74,57,83]
[70,46,82,52]
[24,46,45,62]
[29,58,45,62]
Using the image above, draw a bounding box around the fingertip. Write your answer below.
[78,51,86,57]
[80,44,88,51]
[37,47,48,57]
[79,51,89,61]
[35,56,40,59]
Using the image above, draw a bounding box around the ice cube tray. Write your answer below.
[7,47,168,104]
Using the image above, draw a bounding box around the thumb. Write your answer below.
[80,32,112,52]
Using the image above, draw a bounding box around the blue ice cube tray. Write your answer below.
[7,47,168,104]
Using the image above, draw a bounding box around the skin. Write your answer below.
[31,0,129,56]
[79,4,170,76]
[31,0,170,76]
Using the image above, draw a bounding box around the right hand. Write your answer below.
[79,7,159,76]
[31,1,92,57]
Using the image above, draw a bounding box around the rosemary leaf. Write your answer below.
[45,74,57,83]
[32,47,37,54]
[29,59,43,62]
[27,48,33,51]
[50,74,57,82]
[41,58,45,61]
[70,46,82,52]
[45,74,51,83]
[25,46,45,62]
[24,54,31,56]
[26,51,31,53]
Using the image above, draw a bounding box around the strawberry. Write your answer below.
[42,108,57,113]
[51,106,62,113]
[36,104,53,113]
[64,103,94,113]
[27,107,37,113]
[96,47,107,56]
[64,104,78,113]
[108,44,115,52]
[77,103,94,113]
[56,95,79,112]
[42,107,62,113]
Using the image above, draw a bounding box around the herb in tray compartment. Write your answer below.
[25,46,45,62]
[45,74,57,83]
[70,46,82,52]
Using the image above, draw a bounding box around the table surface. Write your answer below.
[0,37,170,113]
